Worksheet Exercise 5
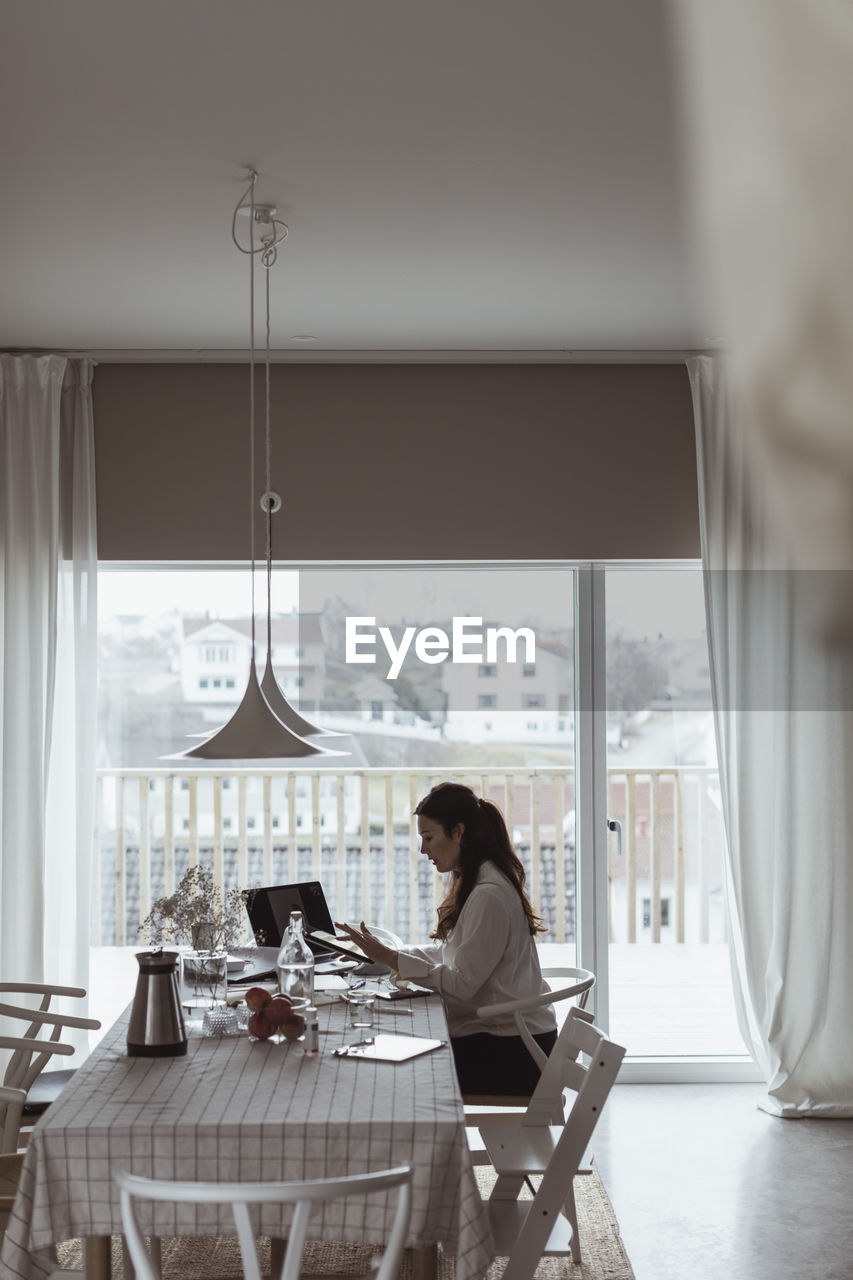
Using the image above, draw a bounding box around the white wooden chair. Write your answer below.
[0,1090,28,1243]
[0,983,100,1245]
[114,1164,414,1280]
[0,983,101,1140]
[353,926,405,977]
[367,927,404,949]
[462,966,595,1108]
[474,1006,625,1273]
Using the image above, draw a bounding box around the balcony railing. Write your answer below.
[93,766,726,950]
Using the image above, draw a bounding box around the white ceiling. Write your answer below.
[1,0,714,357]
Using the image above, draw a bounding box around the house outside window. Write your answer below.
[478,664,497,677]
[522,663,536,677]
[478,694,497,709]
[522,693,546,709]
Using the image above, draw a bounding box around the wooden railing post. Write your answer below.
[650,773,661,943]
[626,773,636,944]
[94,763,724,952]
[115,774,125,946]
[675,772,685,944]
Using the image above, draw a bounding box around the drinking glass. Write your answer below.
[348,991,376,1029]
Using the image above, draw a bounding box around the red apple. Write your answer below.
[244,987,272,1013]
[265,996,294,1028]
[247,1010,273,1040]
[280,1012,305,1041]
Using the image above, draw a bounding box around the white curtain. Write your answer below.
[688,354,853,1116]
[0,355,98,1040]
[670,0,853,648]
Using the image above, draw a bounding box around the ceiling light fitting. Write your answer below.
[168,170,345,762]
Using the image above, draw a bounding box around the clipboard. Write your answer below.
[332,1034,446,1062]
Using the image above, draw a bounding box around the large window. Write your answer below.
[96,560,747,1071]
[97,564,574,770]
[96,562,577,959]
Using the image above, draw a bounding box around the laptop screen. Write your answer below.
[243,881,336,952]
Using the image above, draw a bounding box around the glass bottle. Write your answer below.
[276,909,315,1006]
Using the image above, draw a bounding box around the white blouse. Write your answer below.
[395,861,556,1039]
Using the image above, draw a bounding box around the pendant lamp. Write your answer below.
[167,170,346,761]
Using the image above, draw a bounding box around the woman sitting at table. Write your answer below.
[337,781,557,1096]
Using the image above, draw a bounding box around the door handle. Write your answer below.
[606,817,622,858]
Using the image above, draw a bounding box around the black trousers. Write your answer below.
[451,1029,558,1096]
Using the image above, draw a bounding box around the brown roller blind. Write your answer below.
[93,362,699,561]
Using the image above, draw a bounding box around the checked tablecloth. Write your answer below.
[1,994,494,1280]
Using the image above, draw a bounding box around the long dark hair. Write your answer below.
[414,781,544,941]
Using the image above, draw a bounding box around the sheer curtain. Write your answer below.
[688,354,853,1116]
[0,355,98,1030]
[671,0,853,647]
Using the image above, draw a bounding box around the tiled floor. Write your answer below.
[592,1083,853,1280]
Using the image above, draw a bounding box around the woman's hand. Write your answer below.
[335,920,399,971]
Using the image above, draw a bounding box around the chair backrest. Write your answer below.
[367,925,404,949]
[474,967,596,1074]
[524,1003,617,1126]
[115,1163,414,1280]
[501,1013,624,1280]
[0,983,100,1149]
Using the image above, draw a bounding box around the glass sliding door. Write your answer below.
[602,565,747,1061]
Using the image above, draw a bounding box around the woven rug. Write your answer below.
[56,1166,634,1279]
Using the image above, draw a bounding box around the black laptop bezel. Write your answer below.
[243,880,337,955]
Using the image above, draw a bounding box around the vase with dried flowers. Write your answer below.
[139,865,249,1006]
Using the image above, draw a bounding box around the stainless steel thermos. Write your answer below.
[127,950,188,1057]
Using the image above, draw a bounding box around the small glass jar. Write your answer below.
[201,1003,240,1037]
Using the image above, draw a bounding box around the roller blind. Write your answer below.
[93,362,699,561]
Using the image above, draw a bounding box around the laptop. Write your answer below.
[234,880,368,985]
[243,880,339,951]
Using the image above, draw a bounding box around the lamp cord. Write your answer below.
[249,174,256,662]
[231,168,288,668]
[264,261,273,664]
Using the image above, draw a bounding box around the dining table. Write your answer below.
[0,980,495,1280]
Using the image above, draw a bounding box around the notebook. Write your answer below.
[332,1033,446,1062]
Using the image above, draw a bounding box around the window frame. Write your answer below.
[96,557,754,1082]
